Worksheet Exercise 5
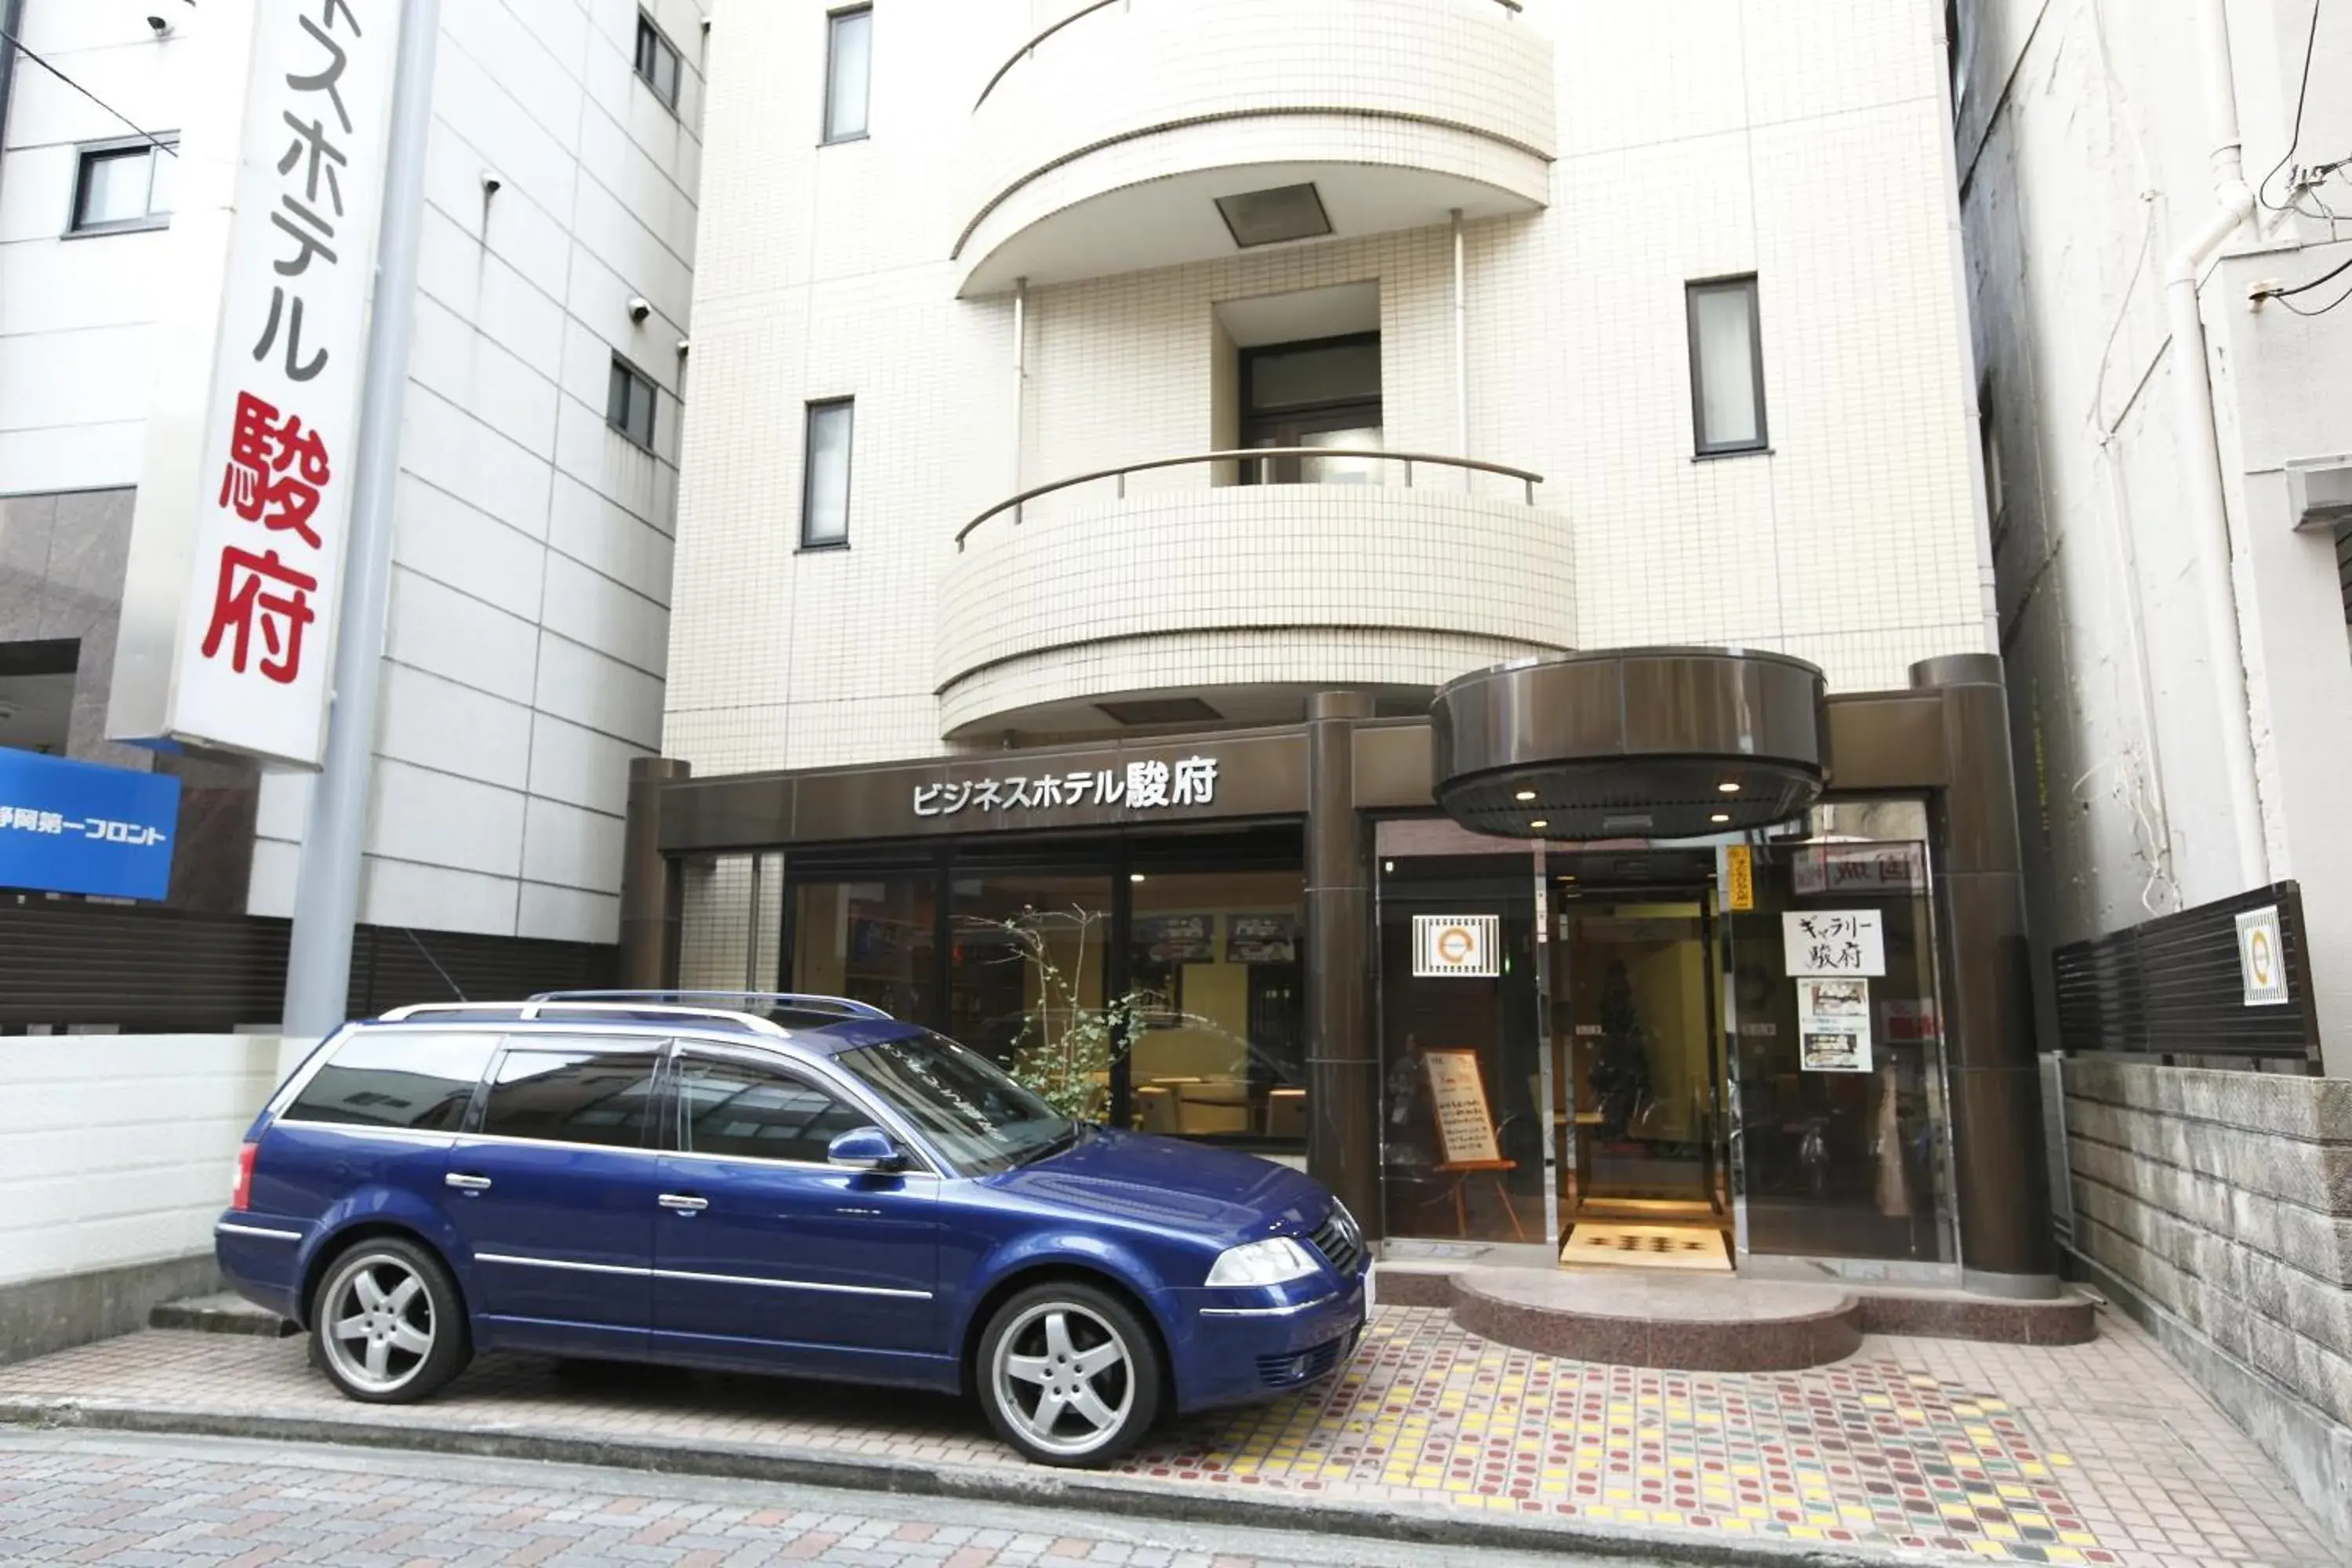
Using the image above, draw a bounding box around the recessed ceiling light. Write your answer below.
[1214,182,1333,249]
[1717,781,1741,793]
[1130,873,1147,883]
[1515,789,1538,802]
[1529,819,1549,830]
[1710,812,1731,824]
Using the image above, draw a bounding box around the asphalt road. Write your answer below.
[0,1428,1683,1568]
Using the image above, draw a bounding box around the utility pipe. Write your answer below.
[1450,208,1468,470]
[1011,277,1027,506]
[2162,0,2267,889]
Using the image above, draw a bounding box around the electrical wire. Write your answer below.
[2262,251,2352,300]
[2259,0,2321,211]
[2274,274,2352,317]
[0,25,180,158]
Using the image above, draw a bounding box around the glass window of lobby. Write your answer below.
[824,5,873,143]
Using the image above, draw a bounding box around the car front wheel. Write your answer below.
[978,1281,1163,1466]
[309,1237,469,1404]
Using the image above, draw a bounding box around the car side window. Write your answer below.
[283,1030,498,1130]
[677,1052,869,1165]
[478,1039,662,1149]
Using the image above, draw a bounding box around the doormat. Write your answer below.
[1560,1223,1732,1273]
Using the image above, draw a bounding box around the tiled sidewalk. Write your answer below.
[0,1308,2330,1568]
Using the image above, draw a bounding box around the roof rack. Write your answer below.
[376,1000,789,1033]
[528,989,895,1022]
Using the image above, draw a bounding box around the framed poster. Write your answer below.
[1422,1047,1501,1164]
[1797,977,1874,1073]
[1225,913,1296,964]
[1134,913,1215,963]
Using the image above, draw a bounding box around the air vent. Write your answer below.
[1095,697,1223,726]
[1214,183,1333,249]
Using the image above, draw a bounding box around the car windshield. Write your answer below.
[832,1029,1076,1175]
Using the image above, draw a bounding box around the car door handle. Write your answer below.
[445,1173,492,1192]
[658,1192,708,1212]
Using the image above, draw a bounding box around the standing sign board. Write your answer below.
[1413,914,1500,977]
[162,1,400,767]
[0,750,180,901]
[2237,906,2288,1006]
[1422,1048,1501,1164]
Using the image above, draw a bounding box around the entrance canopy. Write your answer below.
[1429,648,1828,840]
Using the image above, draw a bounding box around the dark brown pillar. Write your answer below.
[1913,654,2056,1294]
[620,756,689,989]
[1305,691,1378,1228]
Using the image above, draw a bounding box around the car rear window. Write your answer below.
[282,1031,495,1131]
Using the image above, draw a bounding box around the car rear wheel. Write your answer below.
[310,1238,469,1404]
[978,1282,1162,1467]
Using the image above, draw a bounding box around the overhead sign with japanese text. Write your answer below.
[165,0,399,767]
[915,755,1218,818]
[0,750,180,901]
[1782,909,1886,977]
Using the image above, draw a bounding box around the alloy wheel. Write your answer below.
[319,1252,437,1396]
[989,1301,1136,1459]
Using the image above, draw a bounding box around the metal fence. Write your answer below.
[2051,880,2321,1067]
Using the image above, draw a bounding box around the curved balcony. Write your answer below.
[937,451,1574,741]
[953,0,1555,297]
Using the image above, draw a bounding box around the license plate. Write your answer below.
[1362,1260,1377,1317]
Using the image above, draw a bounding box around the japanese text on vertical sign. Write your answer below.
[166,1,394,767]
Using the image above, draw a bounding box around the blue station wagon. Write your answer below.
[216,993,1373,1465]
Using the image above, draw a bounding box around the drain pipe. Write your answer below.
[0,0,23,212]
[1450,208,1468,473]
[2164,0,2267,888]
[1011,276,1027,504]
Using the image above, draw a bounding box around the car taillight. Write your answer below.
[230,1142,256,1211]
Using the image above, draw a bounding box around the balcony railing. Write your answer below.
[974,0,1526,111]
[953,448,1546,550]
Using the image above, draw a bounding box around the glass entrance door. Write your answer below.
[1559,897,1720,1209]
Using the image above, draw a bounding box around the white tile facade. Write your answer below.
[665,0,1991,781]
[0,2,708,947]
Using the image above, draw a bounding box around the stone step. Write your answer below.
[149,1294,298,1338]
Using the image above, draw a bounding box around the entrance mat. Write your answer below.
[1560,1222,1731,1272]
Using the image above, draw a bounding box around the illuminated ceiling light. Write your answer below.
[1710,812,1731,824]
[1130,873,1147,883]
[1514,789,1538,802]
[1529,819,1549,830]
[1717,781,1741,794]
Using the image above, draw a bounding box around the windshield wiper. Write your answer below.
[1017,1125,1082,1167]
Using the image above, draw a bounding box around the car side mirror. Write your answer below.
[827,1125,906,1171]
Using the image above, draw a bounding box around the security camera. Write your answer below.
[146,14,173,36]
[675,338,691,357]
[626,296,652,325]
[480,170,503,197]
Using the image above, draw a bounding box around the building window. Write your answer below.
[608,356,657,450]
[1686,276,1768,456]
[801,398,854,547]
[1238,332,1383,485]
[634,12,682,110]
[823,5,873,143]
[69,138,176,234]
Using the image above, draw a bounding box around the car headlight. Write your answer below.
[1205,1236,1321,1288]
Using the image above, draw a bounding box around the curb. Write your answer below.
[0,1396,1918,1567]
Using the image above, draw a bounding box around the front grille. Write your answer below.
[1308,1207,1363,1278]
[1254,1334,1347,1388]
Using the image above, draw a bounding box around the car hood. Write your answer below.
[982,1128,1327,1242]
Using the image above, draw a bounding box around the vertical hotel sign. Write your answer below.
[165,1,397,767]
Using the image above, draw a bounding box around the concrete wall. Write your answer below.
[2061,1058,2352,1544]
[0,1034,283,1363]
[1956,0,2352,1074]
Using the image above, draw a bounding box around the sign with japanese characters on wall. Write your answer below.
[1781,909,1886,976]
[0,750,181,902]
[913,756,1218,818]
[1793,843,1927,897]
[165,0,398,767]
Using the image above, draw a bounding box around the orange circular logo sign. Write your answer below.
[1436,925,1475,964]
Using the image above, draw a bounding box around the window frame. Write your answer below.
[66,135,177,237]
[634,10,683,111]
[800,396,855,550]
[821,4,874,146]
[608,354,659,452]
[1685,274,1770,459]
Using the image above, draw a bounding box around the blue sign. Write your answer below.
[0,748,181,901]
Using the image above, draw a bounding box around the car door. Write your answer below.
[440,1034,666,1359]
[651,1045,942,1381]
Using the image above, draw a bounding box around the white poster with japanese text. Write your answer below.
[164,0,397,767]
[1781,909,1886,977]
[1797,978,1874,1073]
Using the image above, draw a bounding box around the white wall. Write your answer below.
[666,0,1991,776]
[1957,0,2352,1073]
[0,1035,281,1289]
[0,1,708,950]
